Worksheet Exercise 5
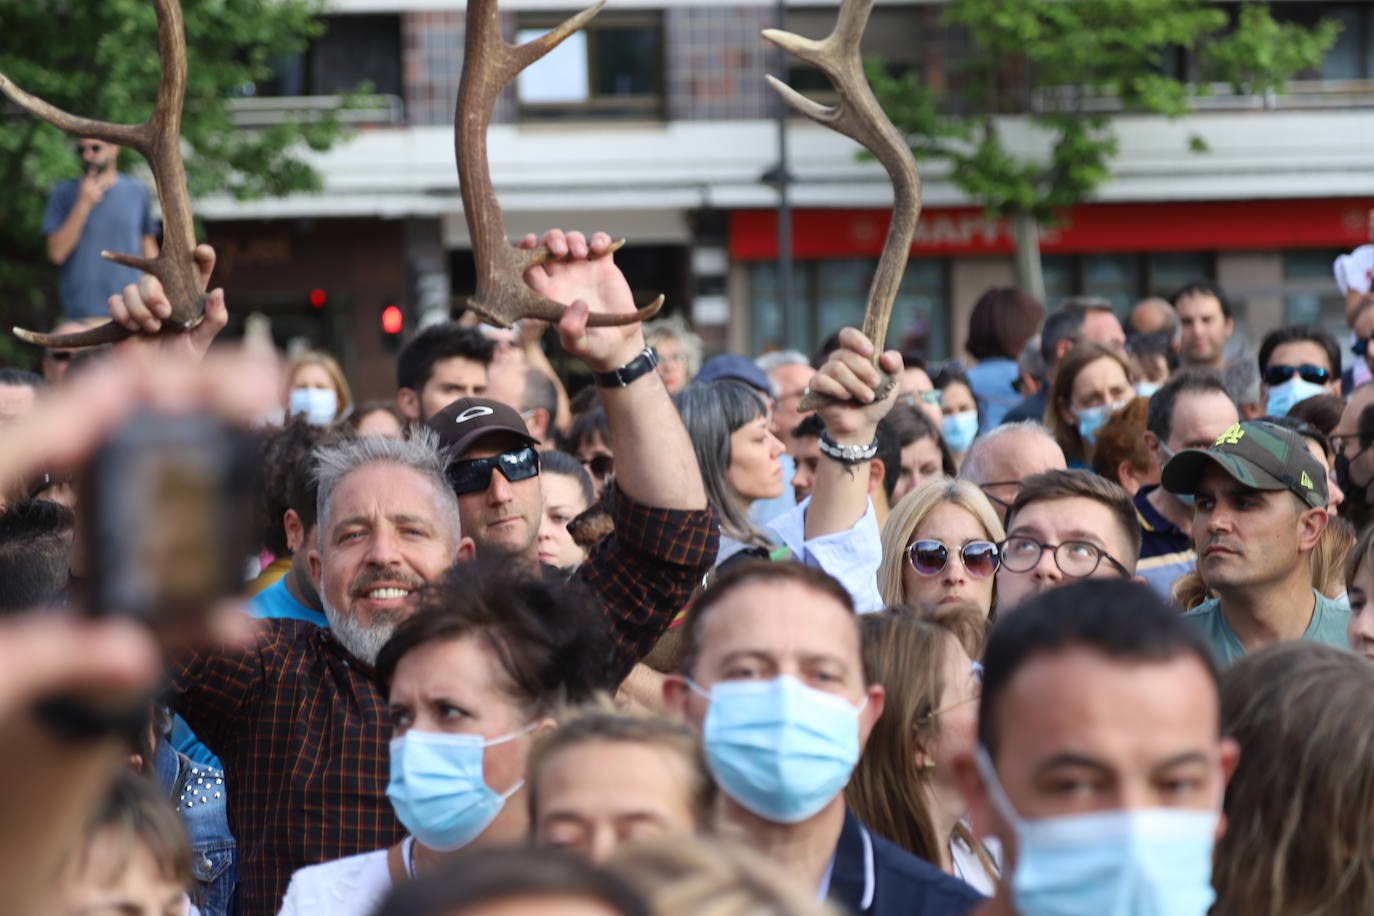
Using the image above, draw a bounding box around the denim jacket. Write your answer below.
[154,741,238,916]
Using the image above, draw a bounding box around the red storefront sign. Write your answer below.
[730,198,1374,260]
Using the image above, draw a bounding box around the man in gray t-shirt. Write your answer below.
[1160,419,1348,666]
[41,137,159,320]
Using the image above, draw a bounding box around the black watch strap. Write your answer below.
[594,346,659,388]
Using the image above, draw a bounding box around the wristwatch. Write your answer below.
[594,346,659,388]
[818,429,879,465]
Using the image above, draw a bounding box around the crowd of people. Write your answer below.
[3,212,1374,916]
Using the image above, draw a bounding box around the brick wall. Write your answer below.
[665,7,774,121]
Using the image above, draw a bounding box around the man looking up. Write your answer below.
[953,578,1237,916]
[1174,282,1235,371]
[1161,419,1346,664]
[42,137,159,321]
[1135,369,1239,598]
[1002,298,1126,424]
[395,323,494,423]
[995,470,1141,612]
[957,422,1066,524]
[663,562,983,914]
[1257,324,1341,417]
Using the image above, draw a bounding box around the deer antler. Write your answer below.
[2,0,201,349]
[456,0,663,328]
[763,0,921,410]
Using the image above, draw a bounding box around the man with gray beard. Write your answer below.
[169,432,482,916]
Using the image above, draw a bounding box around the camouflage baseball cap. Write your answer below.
[1161,420,1327,509]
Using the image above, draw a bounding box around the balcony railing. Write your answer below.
[228,94,405,127]
[1031,79,1374,114]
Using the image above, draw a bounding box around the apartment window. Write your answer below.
[749,259,950,360]
[781,6,948,99]
[1269,3,1374,80]
[254,15,403,97]
[516,12,664,119]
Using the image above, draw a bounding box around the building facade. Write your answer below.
[199,0,1374,396]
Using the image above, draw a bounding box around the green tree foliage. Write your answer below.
[0,0,350,362]
[869,0,1340,300]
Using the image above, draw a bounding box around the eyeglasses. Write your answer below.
[905,539,1001,578]
[977,481,1020,513]
[999,535,1130,579]
[75,143,106,155]
[1331,433,1369,455]
[448,446,539,496]
[918,661,984,723]
[1263,364,1331,387]
[581,453,614,481]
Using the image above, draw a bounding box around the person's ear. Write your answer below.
[308,547,323,591]
[1116,460,1142,497]
[1215,736,1241,842]
[456,536,477,565]
[1298,504,1328,552]
[283,509,305,555]
[661,673,691,719]
[1054,337,1075,365]
[396,388,420,422]
[528,407,551,444]
[951,749,993,836]
[1142,430,1162,464]
[867,458,885,497]
[857,683,885,751]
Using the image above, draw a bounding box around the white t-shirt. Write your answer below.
[951,833,1001,897]
[276,844,398,916]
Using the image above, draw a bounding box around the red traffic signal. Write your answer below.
[308,288,327,309]
[381,304,404,335]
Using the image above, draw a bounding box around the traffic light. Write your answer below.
[381,303,404,353]
[308,288,327,309]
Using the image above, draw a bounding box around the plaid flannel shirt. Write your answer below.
[171,487,715,916]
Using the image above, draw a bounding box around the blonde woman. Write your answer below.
[845,604,999,894]
[285,349,353,425]
[878,477,1005,617]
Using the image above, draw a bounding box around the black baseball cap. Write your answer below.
[425,398,537,457]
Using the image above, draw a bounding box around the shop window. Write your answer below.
[1283,248,1348,345]
[516,12,664,120]
[1041,252,1217,313]
[749,258,949,360]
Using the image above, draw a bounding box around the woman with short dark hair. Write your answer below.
[277,559,613,916]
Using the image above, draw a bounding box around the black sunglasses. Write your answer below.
[75,143,106,154]
[448,446,539,496]
[582,453,614,480]
[905,539,1001,579]
[1263,364,1330,387]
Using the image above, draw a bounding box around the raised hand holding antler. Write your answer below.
[763,0,922,411]
[1,0,203,350]
[456,0,664,328]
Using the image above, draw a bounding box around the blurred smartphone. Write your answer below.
[82,411,259,625]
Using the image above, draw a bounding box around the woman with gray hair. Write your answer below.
[645,316,703,393]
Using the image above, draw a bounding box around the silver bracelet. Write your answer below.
[817,430,878,465]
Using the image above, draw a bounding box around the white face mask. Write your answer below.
[289,387,338,425]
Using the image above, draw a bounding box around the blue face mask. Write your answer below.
[1074,401,1127,448]
[387,725,533,851]
[976,748,1218,916]
[942,410,979,454]
[691,676,864,824]
[1265,376,1325,418]
[1135,381,1161,399]
[289,387,338,426]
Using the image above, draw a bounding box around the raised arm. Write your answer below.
[525,228,706,510]
[803,326,902,540]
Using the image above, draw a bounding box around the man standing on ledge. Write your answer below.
[42,137,159,321]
